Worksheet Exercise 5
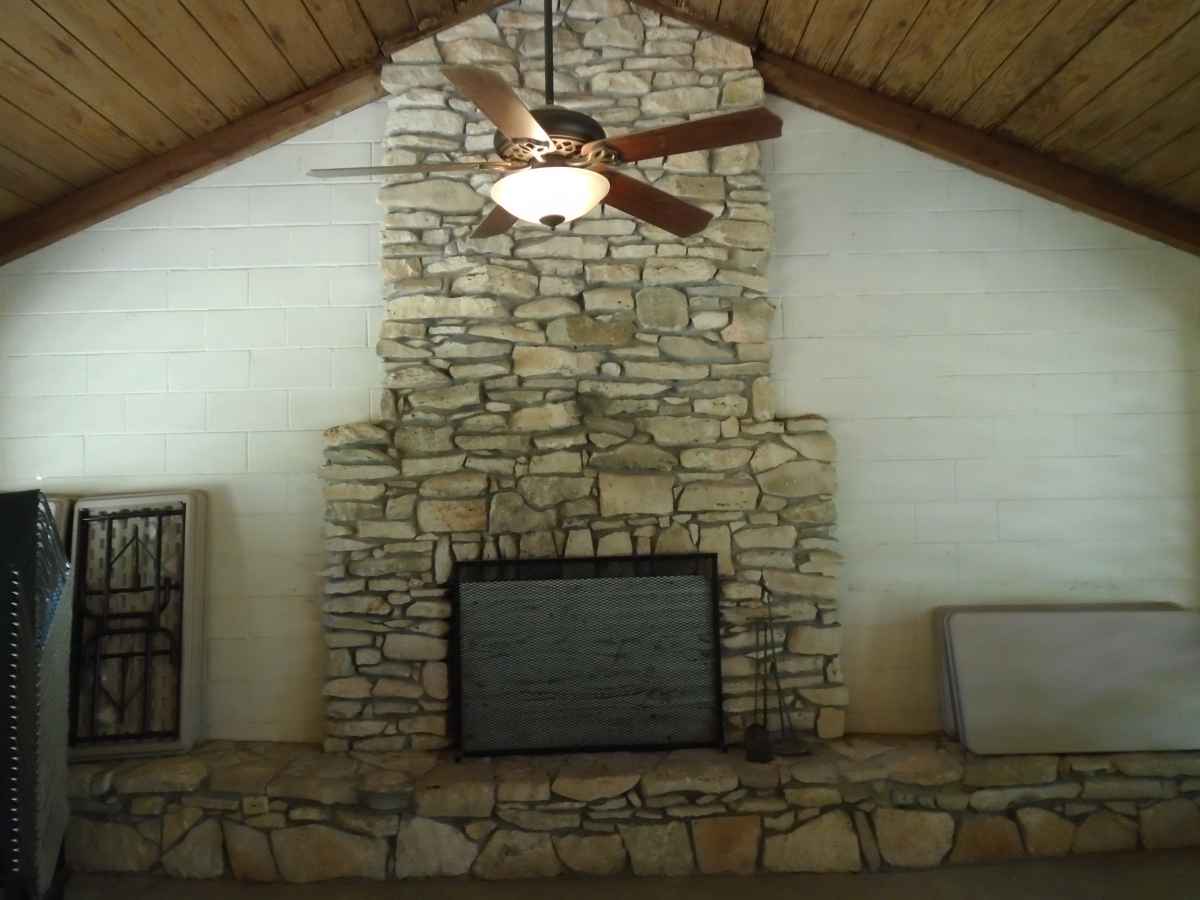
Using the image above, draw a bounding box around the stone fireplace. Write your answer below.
[318,2,845,754]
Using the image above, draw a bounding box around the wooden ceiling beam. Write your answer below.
[756,50,1200,258]
[0,62,383,267]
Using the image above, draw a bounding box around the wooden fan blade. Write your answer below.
[472,205,518,239]
[585,107,783,163]
[309,162,510,178]
[596,166,712,237]
[442,66,551,144]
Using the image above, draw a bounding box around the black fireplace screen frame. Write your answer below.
[451,553,724,757]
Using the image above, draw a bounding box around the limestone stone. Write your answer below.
[1016,808,1075,858]
[642,87,719,116]
[382,633,447,661]
[750,442,798,473]
[162,818,224,879]
[512,401,580,431]
[680,447,752,470]
[553,757,642,801]
[223,820,278,882]
[498,809,581,831]
[1082,777,1174,800]
[420,472,488,498]
[722,75,764,106]
[395,425,454,454]
[513,346,601,376]
[452,264,538,300]
[554,834,627,875]
[519,475,595,507]
[735,525,797,548]
[386,294,507,321]
[417,498,487,532]
[757,460,836,498]
[692,816,761,874]
[640,416,722,446]
[115,757,208,793]
[1114,753,1200,777]
[271,825,387,882]
[388,108,464,136]
[707,219,771,250]
[967,782,1080,812]
[677,481,760,511]
[546,316,634,347]
[643,751,737,797]
[598,472,674,516]
[597,531,633,555]
[659,335,735,362]
[408,382,481,411]
[635,287,689,330]
[442,38,514,64]
[592,71,651,95]
[963,755,1060,787]
[475,830,562,879]
[785,787,842,807]
[379,180,484,214]
[950,815,1024,864]
[1073,811,1138,854]
[380,64,445,92]
[416,763,495,818]
[423,661,449,699]
[581,14,644,49]
[695,35,754,70]
[656,524,696,553]
[873,809,954,868]
[768,571,838,601]
[618,822,694,876]
[517,235,606,259]
[395,817,478,877]
[164,807,204,849]
[699,524,734,575]
[762,811,860,873]
[515,297,582,319]
[489,492,557,533]
[713,144,760,175]
[788,431,836,462]
[66,819,158,873]
[643,257,718,284]
[1140,799,1200,849]
[591,444,678,472]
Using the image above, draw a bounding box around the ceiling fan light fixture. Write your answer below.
[490,165,610,228]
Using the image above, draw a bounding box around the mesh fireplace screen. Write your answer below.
[453,554,722,756]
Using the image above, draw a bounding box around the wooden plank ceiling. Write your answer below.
[664,0,1200,217]
[0,0,1198,262]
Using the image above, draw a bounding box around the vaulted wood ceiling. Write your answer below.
[0,0,1198,264]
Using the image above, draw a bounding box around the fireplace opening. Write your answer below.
[453,554,722,756]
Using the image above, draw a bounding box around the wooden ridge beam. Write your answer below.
[756,50,1200,258]
[0,62,383,267]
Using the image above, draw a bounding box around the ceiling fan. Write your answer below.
[310,0,783,239]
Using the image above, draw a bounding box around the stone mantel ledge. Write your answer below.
[67,737,1200,880]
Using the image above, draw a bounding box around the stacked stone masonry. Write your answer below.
[66,739,1200,880]
[319,0,845,752]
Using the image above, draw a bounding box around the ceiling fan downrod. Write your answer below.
[544,0,554,106]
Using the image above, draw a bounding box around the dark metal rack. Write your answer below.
[69,504,186,746]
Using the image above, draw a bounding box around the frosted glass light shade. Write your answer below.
[490,166,610,227]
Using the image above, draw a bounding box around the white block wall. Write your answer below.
[0,102,389,742]
[3,93,1198,741]
[764,95,1200,734]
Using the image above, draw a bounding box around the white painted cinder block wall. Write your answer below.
[0,102,390,741]
[2,96,1198,740]
[764,95,1200,733]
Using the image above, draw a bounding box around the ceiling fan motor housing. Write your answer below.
[494,106,616,164]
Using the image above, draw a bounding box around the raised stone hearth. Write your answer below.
[66,739,1200,881]
[319,0,845,754]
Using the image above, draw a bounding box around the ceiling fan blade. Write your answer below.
[596,166,712,238]
[585,107,783,163]
[442,65,551,144]
[472,205,518,239]
[309,162,510,178]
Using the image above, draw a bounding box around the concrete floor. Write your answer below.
[58,851,1200,900]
